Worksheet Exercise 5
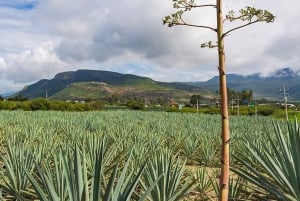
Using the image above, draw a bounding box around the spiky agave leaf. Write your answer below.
[232,120,300,201]
[23,142,156,201]
[0,138,38,200]
[141,150,196,201]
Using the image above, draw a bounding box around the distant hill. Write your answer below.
[17,69,210,102]
[16,68,300,101]
[189,68,300,101]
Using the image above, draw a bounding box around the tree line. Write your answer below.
[190,89,254,107]
[0,97,103,111]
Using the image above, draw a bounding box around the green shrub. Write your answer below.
[15,101,31,111]
[202,107,219,114]
[257,106,275,116]
[87,101,104,110]
[30,98,51,111]
[126,100,145,110]
[0,101,17,110]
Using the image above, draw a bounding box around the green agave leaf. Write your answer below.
[233,120,300,201]
[24,167,52,201]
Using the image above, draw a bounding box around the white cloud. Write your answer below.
[0,0,299,92]
[0,57,6,70]
[1,42,69,83]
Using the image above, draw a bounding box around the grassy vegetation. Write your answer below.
[2,98,300,121]
[1,110,298,200]
[168,104,300,120]
[51,82,110,100]
[47,81,194,103]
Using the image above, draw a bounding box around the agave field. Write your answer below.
[0,110,299,200]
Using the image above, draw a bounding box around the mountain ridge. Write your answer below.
[190,67,300,100]
[17,69,210,102]
[16,67,300,101]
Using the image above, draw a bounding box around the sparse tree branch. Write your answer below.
[163,10,216,32]
[223,14,248,22]
[201,41,218,48]
[176,22,217,32]
[177,4,216,9]
[173,0,216,11]
[192,4,216,8]
[226,7,275,23]
[222,6,275,38]
[223,20,259,37]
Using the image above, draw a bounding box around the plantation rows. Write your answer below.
[0,110,297,200]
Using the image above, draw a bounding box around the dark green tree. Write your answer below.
[126,100,145,110]
[163,1,274,200]
[190,94,201,106]
[240,89,253,103]
[105,93,120,104]
[8,94,28,101]
[30,98,51,111]
[227,88,238,99]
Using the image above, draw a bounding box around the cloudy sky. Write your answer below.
[0,0,299,93]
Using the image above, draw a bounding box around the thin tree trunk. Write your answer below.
[216,0,230,200]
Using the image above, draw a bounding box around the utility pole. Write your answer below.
[196,98,199,113]
[255,100,257,118]
[236,96,240,116]
[280,86,289,120]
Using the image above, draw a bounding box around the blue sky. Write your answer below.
[0,0,299,94]
[0,0,37,10]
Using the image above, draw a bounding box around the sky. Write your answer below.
[0,0,299,94]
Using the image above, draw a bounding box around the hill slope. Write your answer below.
[17,68,300,101]
[18,69,210,102]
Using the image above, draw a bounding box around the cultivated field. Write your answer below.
[0,110,296,200]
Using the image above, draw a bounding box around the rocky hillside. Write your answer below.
[17,69,210,102]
